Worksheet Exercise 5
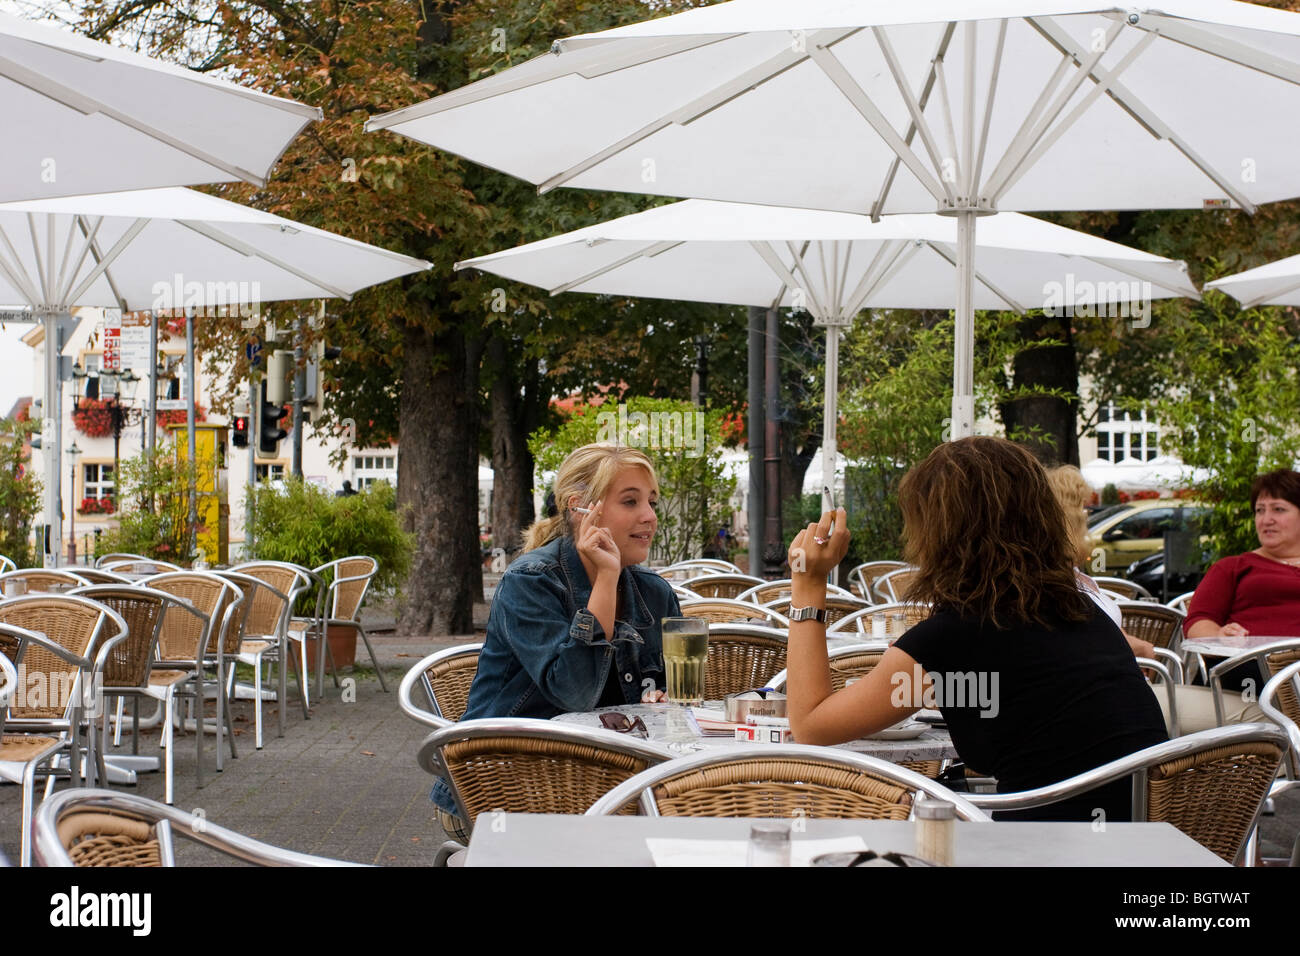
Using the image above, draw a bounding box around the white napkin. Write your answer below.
[646,835,869,867]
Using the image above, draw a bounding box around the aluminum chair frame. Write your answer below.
[967,723,1288,865]
[736,579,857,605]
[0,619,126,865]
[102,558,182,574]
[584,744,991,820]
[677,573,765,599]
[0,595,129,791]
[289,556,387,702]
[0,568,92,594]
[1134,648,1185,739]
[847,560,907,601]
[1196,638,1300,729]
[873,567,922,603]
[34,788,366,867]
[764,641,893,692]
[0,554,17,573]
[418,717,674,839]
[397,643,482,730]
[95,552,151,569]
[1165,591,1196,614]
[229,561,313,734]
[1259,659,1300,783]
[1116,600,1185,651]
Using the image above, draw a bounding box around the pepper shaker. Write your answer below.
[914,798,955,866]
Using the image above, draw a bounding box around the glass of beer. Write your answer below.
[661,617,709,705]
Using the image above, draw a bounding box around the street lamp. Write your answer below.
[66,441,82,565]
[72,365,143,511]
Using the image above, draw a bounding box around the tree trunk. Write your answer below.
[1000,315,1080,466]
[487,335,537,558]
[396,321,477,636]
[465,329,485,604]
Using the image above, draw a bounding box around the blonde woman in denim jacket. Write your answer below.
[432,443,678,837]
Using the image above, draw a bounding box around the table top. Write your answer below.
[553,702,957,764]
[465,815,1228,867]
[1182,634,1300,659]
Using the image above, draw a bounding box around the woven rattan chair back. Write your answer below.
[426,649,480,723]
[848,561,907,600]
[0,597,104,719]
[68,586,172,689]
[679,573,764,600]
[832,602,931,637]
[102,559,181,575]
[1265,647,1300,724]
[145,573,230,663]
[679,598,789,627]
[57,809,167,867]
[1093,576,1152,600]
[827,647,888,691]
[324,556,376,622]
[0,569,90,594]
[95,553,149,569]
[0,555,15,573]
[222,572,285,647]
[70,569,131,585]
[1145,738,1283,864]
[213,573,260,653]
[704,627,787,699]
[736,579,796,604]
[875,567,921,603]
[1118,602,1184,650]
[419,720,672,834]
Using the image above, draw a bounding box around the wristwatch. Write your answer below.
[787,605,829,624]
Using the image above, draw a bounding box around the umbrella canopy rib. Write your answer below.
[72,217,134,312]
[1135,13,1300,83]
[175,220,352,302]
[66,218,147,307]
[923,241,1026,313]
[544,240,682,295]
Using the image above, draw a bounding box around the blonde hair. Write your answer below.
[1045,465,1094,567]
[523,443,659,552]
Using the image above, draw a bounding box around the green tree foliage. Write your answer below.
[245,478,413,595]
[836,310,1023,560]
[95,448,200,563]
[529,397,737,564]
[1147,289,1300,559]
[0,417,41,567]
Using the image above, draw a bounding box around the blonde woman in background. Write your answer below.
[1046,465,1154,659]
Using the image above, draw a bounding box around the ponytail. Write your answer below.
[522,514,567,552]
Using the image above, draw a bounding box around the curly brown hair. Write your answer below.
[1250,469,1300,511]
[899,437,1090,629]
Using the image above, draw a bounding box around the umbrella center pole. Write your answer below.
[947,205,983,441]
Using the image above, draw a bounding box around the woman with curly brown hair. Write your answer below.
[786,437,1167,821]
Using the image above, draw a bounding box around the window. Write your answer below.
[1095,403,1160,462]
[1112,508,1177,541]
[255,463,285,482]
[352,451,397,489]
[83,463,113,499]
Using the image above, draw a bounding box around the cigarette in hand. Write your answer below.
[572,506,592,515]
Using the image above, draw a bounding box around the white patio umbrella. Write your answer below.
[1,186,429,564]
[369,0,1300,447]
[455,198,1199,496]
[0,9,320,201]
[1205,255,1300,307]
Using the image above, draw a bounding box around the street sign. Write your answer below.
[120,312,152,372]
[245,340,263,367]
[101,313,121,371]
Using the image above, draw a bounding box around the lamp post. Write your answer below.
[72,365,143,513]
[66,441,81,565]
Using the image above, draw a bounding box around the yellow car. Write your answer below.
[1084,499,1209,577]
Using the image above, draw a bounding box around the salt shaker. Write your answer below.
[914,798,955,866]
[871,613,887,640]
[747,822,792,867]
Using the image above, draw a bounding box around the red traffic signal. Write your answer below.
[232,415,249,448]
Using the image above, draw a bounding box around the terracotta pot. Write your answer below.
[301,624,357,673]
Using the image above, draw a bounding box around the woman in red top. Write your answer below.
[1186,469,1300,639]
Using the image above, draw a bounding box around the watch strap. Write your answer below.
[788,605,829,624]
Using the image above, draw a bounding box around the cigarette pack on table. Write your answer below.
[735,714,794,744]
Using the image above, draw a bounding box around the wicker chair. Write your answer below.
[969,724,1287,865]
[418,718,673,840]
[736,579,857,605]
[679,598,790,627]
[140,572,244,801]
[828,602,932,639]
[764,643,942,780]
[0,611,127,866]
[1260,659,1300,786]
[286,556,387,701]
[0,554,15,573]
[398,643,482,729]
[0,568,91,595]
[102,559,182,575]
[657,563,724,583]
[1166,591,1196,614]
[0,630,70,867]
[70,568,132,585]
[95,552,150,569]
[874,567,920,603]
[678,573,765,600]
[764,595,869,627]
[230,561,313,730]
[585,745,990,820]
[33,788,364,867]
[1117,601,1184,650]
[1093,576,1153,600]
[701,624,788,699]
[847,560,907,601]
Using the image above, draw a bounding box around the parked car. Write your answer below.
[1125,551,1208,603]
[1085,499,1209,576]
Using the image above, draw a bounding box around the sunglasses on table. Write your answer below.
[599,712,649,738]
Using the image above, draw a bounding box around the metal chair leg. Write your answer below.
[358,626,388,693]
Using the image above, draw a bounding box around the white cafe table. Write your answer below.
[553,703,957,764]
[464,814,1228,867]
[1181,634,1299,660]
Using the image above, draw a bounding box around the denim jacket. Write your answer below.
[432,535,678,816]
[462,534,678,720]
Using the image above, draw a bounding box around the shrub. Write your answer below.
[245,478,412,595]
[0,417,41,567]
[95,448,200,563]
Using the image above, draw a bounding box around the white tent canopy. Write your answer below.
[1081,455,1208,493]
[0,9,320,200]
[371,0,1300,439]
[1205,254,1300,308]
[457,199,1198,507]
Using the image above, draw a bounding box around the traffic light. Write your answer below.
[258,386,289,456]
[232,414,249,448]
